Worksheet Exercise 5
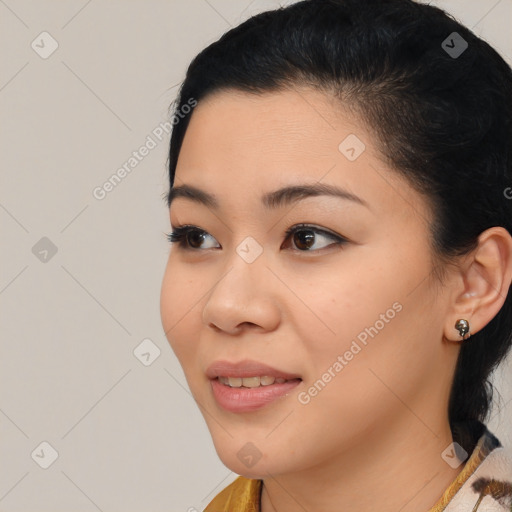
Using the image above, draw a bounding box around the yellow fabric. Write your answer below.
[204,476,261,512]
[429,429,495,512]
[203,429,494,512]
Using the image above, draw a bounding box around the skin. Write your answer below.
[160,87,512,512]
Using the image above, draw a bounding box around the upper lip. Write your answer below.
[206,359,302,380]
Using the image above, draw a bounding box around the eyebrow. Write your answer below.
[167,182,369,211]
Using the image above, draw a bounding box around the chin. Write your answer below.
[217,452,272,480]
[211,433,297,479]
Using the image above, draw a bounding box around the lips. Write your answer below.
[206,359,302,381]
[207,359,303,413]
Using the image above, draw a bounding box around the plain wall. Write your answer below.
[1,1,511,510]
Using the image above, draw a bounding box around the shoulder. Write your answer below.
[444,427,512,512]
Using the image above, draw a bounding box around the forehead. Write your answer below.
[181,87,348,158]
[173,88,431,227]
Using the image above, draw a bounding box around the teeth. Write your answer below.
[218,376,288,387]
[241,376,262,388]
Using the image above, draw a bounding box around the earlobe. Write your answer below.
[443,226,512,343]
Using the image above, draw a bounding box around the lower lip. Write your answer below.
[210,378,301,413]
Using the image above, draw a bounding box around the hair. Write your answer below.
[166,0,512,451]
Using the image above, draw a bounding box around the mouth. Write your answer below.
[206,359,302,382]
[217,375,302,388]
[206,359,303,412]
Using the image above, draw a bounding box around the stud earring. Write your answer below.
[455,319,470,341]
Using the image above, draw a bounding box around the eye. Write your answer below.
[166,223,347,252]
[166,225,220,250]
[282,224,347,251]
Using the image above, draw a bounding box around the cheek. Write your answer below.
[160,256,203,361]
[283,260,396,367]
[290,248,435,388]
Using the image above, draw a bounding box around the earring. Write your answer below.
[455,319,470,341]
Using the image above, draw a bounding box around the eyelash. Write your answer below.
[166,223,348,252]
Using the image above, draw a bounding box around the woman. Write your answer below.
[160,0,512,510]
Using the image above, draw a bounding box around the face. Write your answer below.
[160,87,458,478]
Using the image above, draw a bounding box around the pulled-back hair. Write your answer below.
[166,0,512,449]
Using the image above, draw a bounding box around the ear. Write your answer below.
[443,226,512,342]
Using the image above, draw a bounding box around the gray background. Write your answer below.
[1,1,511,511]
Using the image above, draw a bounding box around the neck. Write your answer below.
[260,416,464,512]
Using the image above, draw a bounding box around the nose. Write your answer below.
[201,251,281,336]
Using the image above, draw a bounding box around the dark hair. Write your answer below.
[166,0,512,450]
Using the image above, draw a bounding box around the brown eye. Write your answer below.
[283,224,348,252]
[167,226,220,250]
[188,230,207,249]
[293,229,316,250]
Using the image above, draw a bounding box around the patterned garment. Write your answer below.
[204,423,512,512]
